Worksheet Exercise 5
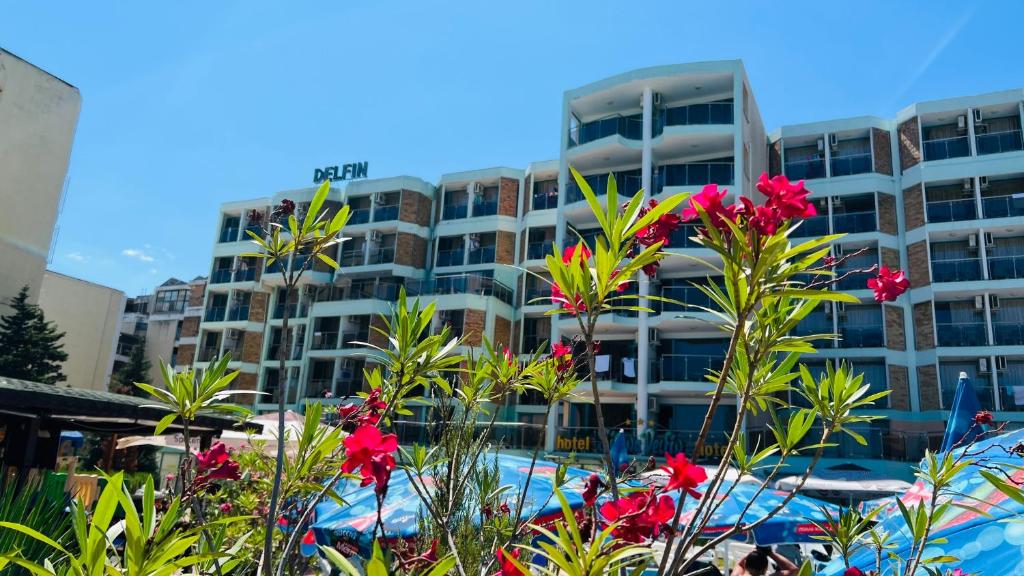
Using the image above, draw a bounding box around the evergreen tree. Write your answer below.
[0,286,68,384]
[111,336,151,396]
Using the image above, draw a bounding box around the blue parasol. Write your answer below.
[940,372,984,453]
[311,453,592,556]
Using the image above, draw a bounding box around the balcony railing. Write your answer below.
[838,325,884,348]
[198,346,220,362]
[983,195,1024,219]
[784,158,825,180]
[210,269,233,284]
[567,172,642,203]
[923,135,970,161]
[658,101,733,129]
[523,287,548,305]
[306,379,332,398]
[406,273,514,305]
[989,255,1024,280]
[830,153,872,177]
[373,205,399,222]
[936,323,988,347]
[218,227,239,243]
[526,241,554,260]
[204,307,226,322]
[442,204,468,220]
[835,267,872,291]
[657,162,734,188]
[466,245,496,265]
[667,225,702,248]
[435,249,464,267]
[975,129,1023,156]
[226,306,249,321]
[339,331,370,349]
[659,355,724,382]
[926,198,977,223]
[659,285,717,313]
[993,322,1024,346]
[791,215,830,238]
[348,208,370,225]
[931,258,982,282]
[338,251,364,267]
[272,304,307,319]
[233,268,257,282]
[832,211,876,234]
[367,247,396,265]
[532,192,558,211]
[570,115,643,147]
[472,201,498,217]
[311,331,339,350]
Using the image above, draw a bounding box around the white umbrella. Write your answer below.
[116,410,309,455]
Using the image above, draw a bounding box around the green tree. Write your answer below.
[111,336,151,396]
[0,286,68,385]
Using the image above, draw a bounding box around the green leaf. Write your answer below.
[320,546,361,576]
[305,179,331,232]
[316,252,340,269]
[424,556,457,576]
[154,412,178,434]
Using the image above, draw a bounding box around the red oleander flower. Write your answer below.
[550,283,587,315]
[563,243,592,265]
[599,490,676,543]
[551,341,573,374]
[194,442,241,487]
[739,196,783,237]
[499,502,511,515]
[405,539,439,568]
[823,255,836,267]
[974,411,994,426]
[219,502,233,513]
[272,199,296,218]
[867,266,910,302]
[495,548,526,576]
[642,261,660,278]
[682,184,740,233]
[483,505,493,520]
[610,269,630,293]
[635,199,682,248]
[582,473,605,506]
[338,403,360,421]
[661,452,707,497]
[503,347,515,367]
[843,568,864,576]
[342,425,398,494]
[756,173,816,220]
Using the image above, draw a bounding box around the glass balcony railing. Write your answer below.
[442,204,468,220]
[338,251,364,267]
[657,101,733,130]
[659,285,717,313]
[829,153,872,177]
[339,331,370,350]
[467,245,496,265]
[526,241,554,260]
[272,304,307,319]
[219,227,239,243]
[975,130,1023,156]
[532,192,558,211]
[931,258,982,282]
[233,268,257,282]
[435,249,464,267]
[993,322,1024,346]
[657,162,734,188]
[926,198,977,223]
[835,267,872,291]
[982,195,1024,219]
[936,323,988,347]
[660,355,724,382]
[311,331,339,350]
[923,136,970,161]
[523,286,548,305]
[472,201,498,217]
[567,172,642,203]
[570,115,643,147]
[306,379,332,398]
[367,247,396,265]
[244,224,263,238]
[204,307,226,322]
[372,205,399,222]
[348,208,370,225]
[832,211,876,234]
[791,214,830,238]
[942,380,995,411]
[667,225,702,248]
[784,158,826,180]
[988,255,1024,280]
[226,306,249,321]
[210,269,233,284]
[198,346,220,362]
[838,326,884,348]
[405,273,514,305]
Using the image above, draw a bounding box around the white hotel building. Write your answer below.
[191,60,1024,474]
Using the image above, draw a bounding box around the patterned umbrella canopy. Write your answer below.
[821,428,1024,575]
[311,453,592,556]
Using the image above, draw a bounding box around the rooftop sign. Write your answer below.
[313,162,369,184]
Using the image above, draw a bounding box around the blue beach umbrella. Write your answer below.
[610,429,628,473]
[940,372,985,453]
[312,454,592,556]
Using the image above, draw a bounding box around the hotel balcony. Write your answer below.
[940,361,996,411]
[829,151,872,177]
[931,257,983,282]
[989,254,1024,280]
[923,135,971,162]
[568,113,643,148]
[975,108,1023,156]
[976,128,1024,156]
[204,306,226,322]
[653,100,734,135]
[406,273,514,306]
[532,179,559,211]
[837,325,884,348]
[566,169,642,204]
[982,193,1024,219]
[656,159,735,191]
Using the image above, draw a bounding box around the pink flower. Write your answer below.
[823,255,836,267]
[599,490,676,543]
[551,342,573,374]
[635,199,682,248]
[582,473,605,506]
[495,548,526,576]
[661,453,707,497]
[843,568,864,576]
[867,266,910,302]
[756,173,816,220]
[551,244,592,315]
[682,184,740,233]
[499,502,511,515]
[974,411,994,425]
[219,502,233,513]
[739,196,783,237]
[642,261,661,278]
[342,425,398,495]
[194,442,241,487]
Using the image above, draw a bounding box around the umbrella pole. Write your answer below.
[101,434,118,471]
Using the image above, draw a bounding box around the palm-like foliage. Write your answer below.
[136,354,252,435]
[0,476,71,576]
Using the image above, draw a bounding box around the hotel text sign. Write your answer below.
[313,162,369,184]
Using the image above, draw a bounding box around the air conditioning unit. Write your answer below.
[648,328,659,344]
[974,295,985,310]
[312,331,324,347]
[368,230,382,243]
[968,234,979,249]
[824,302,834,318]
[472,183,485,196]
[373,192,385,205]
[340,358,355,372]
[834,244,845,257]
[817,138,825,152]
[962,178,974,193]
[980,176,990,189]
[831,196,843,209]
[996,356,1008,371]
[985,232,996,248]
[233,292,245,302]
[973,109,984,124]
[226,328,241,341]
[990,294,1001,310]
[828,133,839,149]
[652,92,662,107]
[303,284,317,297]
[647,396,659,414]
[978,357,991,374]
[837,302,848,317]
[957,115,968,133]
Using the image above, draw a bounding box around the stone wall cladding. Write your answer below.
[181,316,200,338]
[907,241,930,287]
[493,316,512,350]
[189,283,206,306]
[872,128,893,176]
[400,189,432,227]
[768,140,782,177]
[177,344,195,366]
[878,193,898,235]
[395,233,427,268]
[884,304,906,351]
[496,231,516,265]
[898,117,921,172]
[249,292,269,323]
[234,372,259,405]
[463,309,485,347]
[881,247,901,270]
[888,365,909,410]
[917,364,940,410]
[913,301,935,351]
[903,183,925,230]
[369,316,389,349]
[242,331,263,363]
[499,178,519,217]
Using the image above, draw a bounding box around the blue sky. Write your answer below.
[2,1,1021,296]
